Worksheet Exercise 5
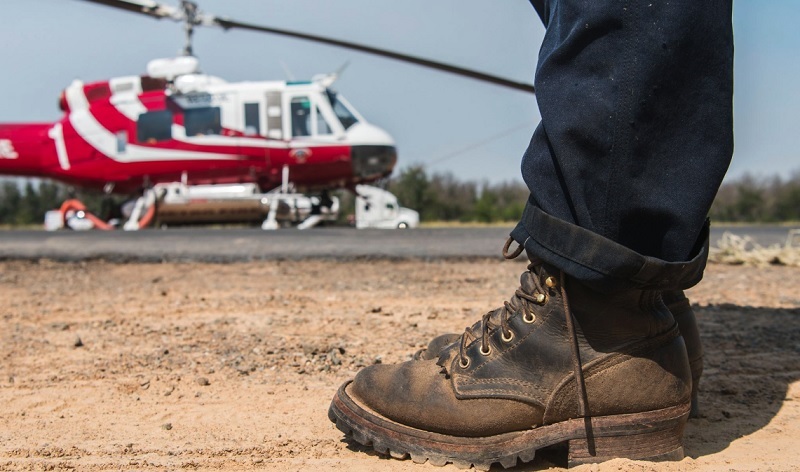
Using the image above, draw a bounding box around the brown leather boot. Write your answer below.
[330,250,693,470]
[414,289,703,417]
[662,290,703,417]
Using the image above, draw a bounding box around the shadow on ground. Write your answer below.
[682,304,800,458]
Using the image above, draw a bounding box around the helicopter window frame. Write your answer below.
[315,105,333,136]
[137,109,173,143]
[184,106,223,137]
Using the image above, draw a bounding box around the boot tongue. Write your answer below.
[519,268,538,295]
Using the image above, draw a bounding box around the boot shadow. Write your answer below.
[682,304,800,459]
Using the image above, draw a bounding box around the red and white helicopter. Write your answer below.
[0,0,535,230]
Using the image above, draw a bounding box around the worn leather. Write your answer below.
[662,290,703,376]
[349,264,692,437]
[417,290,703,389]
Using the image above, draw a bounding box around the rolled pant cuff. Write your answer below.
[510,203,709,293]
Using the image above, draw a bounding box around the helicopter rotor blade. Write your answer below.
[78,0,535,94]
[80,0,181,21]
[214,18,535,94]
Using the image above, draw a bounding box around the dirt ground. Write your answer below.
[1,259,799,471]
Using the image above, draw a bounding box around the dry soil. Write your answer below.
[1,259,799,471]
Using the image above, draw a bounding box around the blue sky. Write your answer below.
[0,0,796,184]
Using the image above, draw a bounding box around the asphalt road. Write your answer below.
[0,224,796,262]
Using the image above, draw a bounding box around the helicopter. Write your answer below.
[0,0,535,230]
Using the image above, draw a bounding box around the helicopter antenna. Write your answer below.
[335,61,351,79]
[280,61,297,81]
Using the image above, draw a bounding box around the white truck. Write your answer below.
[355,185,419,229]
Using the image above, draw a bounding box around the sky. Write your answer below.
[0,0,797,185]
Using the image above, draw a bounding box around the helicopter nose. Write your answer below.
[351,144,397,179]
[346,122,397,179]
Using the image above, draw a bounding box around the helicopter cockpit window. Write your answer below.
[326,90,358,130]
[137,110,173,143]
[184,107,222,137]
[290,97,312,137]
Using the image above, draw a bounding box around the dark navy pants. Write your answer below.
[511,0,734,293]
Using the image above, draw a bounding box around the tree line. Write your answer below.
[2,168,799,226]
[384,166,800,224]
[709,172,800,223]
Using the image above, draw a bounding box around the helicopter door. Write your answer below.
[286,94,340,140]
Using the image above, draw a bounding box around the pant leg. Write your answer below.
[511,0,733,293]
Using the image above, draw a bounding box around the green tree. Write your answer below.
[0,181,22,224]
[473,185,498,223]
[773,174,800,222]
[389,166,439,221]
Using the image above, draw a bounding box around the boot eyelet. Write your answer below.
[535,293,547,304]
[501,330,514,343]
[545,276,558,288]
[523,312,536,324]
[479,345,492,356]
[459,357,471,369]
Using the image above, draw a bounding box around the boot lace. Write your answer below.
[456,237,591,422]
[456,237,554,368]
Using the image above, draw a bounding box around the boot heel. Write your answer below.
[567,405,689,467]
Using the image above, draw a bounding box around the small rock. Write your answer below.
[373,356,383,365]
[51,322,70,331]
[329,349,342,366]
[162,423,173,431]
[371,307,382,313]
[73,335,84,348]
[196,377,210,386]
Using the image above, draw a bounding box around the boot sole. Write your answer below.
[329,381,690,470]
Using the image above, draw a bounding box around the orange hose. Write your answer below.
[58,199,115,231]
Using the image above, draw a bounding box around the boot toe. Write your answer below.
[348,358,542,437]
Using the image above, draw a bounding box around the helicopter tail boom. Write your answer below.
[0,123,54,177]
